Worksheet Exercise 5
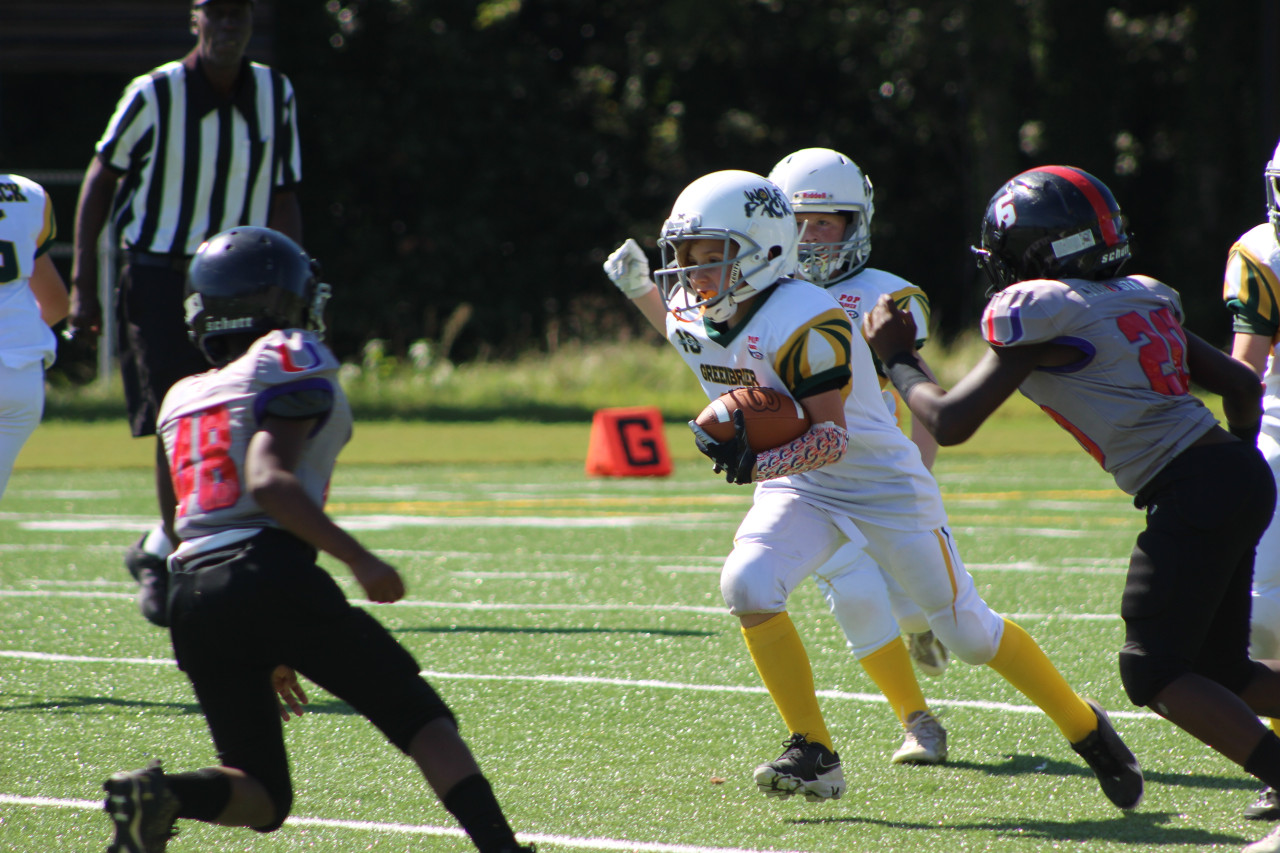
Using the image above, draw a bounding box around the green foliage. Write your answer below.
[264,0,1267,363]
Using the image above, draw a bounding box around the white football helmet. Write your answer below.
[1266,137,1280,244]
[768,147,874,285]
[656,170,799,323]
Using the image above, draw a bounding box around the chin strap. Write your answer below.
[754,422,848,481]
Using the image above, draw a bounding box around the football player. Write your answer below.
[1224,138,1280,826]
[604,170,1143,809]
[864,165,1280,853]
[0,173,69,499]
[102,227,531,853]
[768,147,948,765]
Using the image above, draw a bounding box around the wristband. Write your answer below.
[882,351,933,401]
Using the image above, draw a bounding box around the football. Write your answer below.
[693,387,811,452]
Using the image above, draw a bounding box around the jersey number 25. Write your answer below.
[1116,307,1189,396]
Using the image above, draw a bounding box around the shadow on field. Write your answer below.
[1,694,201,715]
[789,809,1243,846]
[938,752,1260,794]
[392,624,714,638]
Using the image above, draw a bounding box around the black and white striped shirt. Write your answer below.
[96,56,302,256]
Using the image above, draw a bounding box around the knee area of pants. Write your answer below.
[930,624,998,665]
[721,576,785,615]
[1118,650,1170,707]
[253,786,293,834]
[946,638,998,666]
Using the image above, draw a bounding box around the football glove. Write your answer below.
[603,238,657,299]
[689,409,757,485]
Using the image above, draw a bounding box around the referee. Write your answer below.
[69,0,303,627]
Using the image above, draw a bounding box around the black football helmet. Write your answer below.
[972,165,1131,292]
[184,226,330,364]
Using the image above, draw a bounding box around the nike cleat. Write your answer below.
[1070,698,1143,810]
[753,733,845,802]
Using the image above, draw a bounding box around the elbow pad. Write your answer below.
[754,422,848,481]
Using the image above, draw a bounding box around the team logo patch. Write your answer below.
[743,185,789,219]
[982,300,1024,345]
[837,293,861,320]
[274,340,321,373]
[747,334,764,360]
[995,190,1018,228]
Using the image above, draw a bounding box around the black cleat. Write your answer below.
[752,733,845,802]
[104,760,179,853]
[1070,698,1144,810]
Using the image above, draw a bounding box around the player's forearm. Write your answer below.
[30,255,70,326]
[252,473,371,566]
[71,158,118,286]
[631,287,668,334]
[754,422,848,480]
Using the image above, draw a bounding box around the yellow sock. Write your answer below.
[987,618,1097,743]
[1271,718,1280,737]
[741,613,834,751]
[860,638,929,725]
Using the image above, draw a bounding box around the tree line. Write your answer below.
[17,1,1280,374]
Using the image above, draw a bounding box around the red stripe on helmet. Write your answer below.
[1029,165,1121,246]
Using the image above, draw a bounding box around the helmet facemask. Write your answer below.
[796,210,871,285]
[1266,152,1280,245]
[656,230,752,324]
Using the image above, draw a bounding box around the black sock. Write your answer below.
[441,773,519,853]
[165,768,233,822]
[1245,732,1280,790]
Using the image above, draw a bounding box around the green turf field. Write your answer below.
[0,419,1268,852]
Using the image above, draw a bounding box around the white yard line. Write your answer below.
[0,794,812,853]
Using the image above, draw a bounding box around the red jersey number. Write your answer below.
[171,405,241,517]
[1115,307,1190,396]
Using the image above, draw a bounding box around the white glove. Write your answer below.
[603,238,657,299]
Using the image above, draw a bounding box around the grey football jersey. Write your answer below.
[158,329,352,554]
[981,274,1218,494]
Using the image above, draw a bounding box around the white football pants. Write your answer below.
[1250,429,1280,660]
[721,489,1006,664]
[0,361,44,500]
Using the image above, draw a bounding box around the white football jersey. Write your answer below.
[982,275,1218,494]
[1223,223,1280,432]
[666,278,945,528]
[825,266,930,417]
[158,329,352,556]
[0,174,58,369]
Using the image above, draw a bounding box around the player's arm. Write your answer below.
[604,238,667,333]
[864,293,1040,445]
[1186,331,1264,442]
[69,155,122,338]
[1231,332,1272,377]
[693,388,849,485]
[751,388,849,479]
[245,414,405,603]
[30,254,69,327]
[905,356,940,469]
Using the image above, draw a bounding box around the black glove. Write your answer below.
[689,409,757,485]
